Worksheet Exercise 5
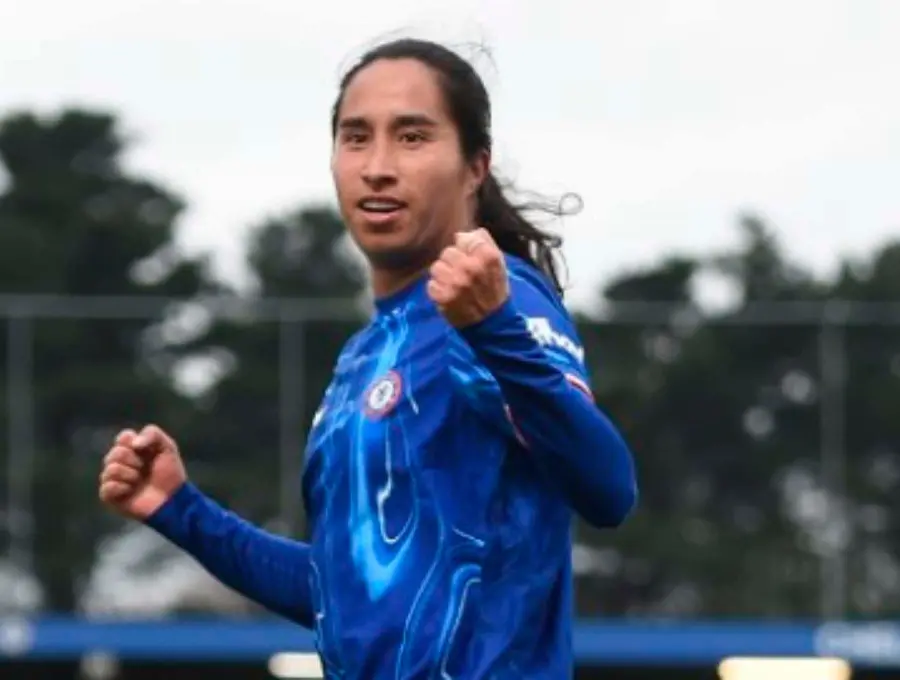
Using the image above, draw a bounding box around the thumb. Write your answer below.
[455,228,492,252]
[454,229,478,246]
[115,428,138,447]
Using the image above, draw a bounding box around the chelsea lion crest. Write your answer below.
[364,370,402,418]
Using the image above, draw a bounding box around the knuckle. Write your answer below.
[462,261,483,280]
[108,446,128,463]
[143,424,164,442]
[433,261,451,278]
[113,463,135,478]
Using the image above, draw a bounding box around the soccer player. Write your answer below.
[99,38,637,678]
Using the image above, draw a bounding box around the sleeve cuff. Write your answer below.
[457,297,520,343]
[144,481,201,537]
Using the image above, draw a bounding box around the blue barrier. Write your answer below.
[2,617,900,666]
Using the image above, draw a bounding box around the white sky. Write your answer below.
[1,0,898,310]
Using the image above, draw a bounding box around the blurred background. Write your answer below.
[1,0,899,678]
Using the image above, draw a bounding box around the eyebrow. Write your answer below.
[394,113,438,129]
[337,113,439,132]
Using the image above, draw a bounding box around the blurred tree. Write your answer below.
[174,206,367,543]
[575,215,900,619]
[831,242,900,616]
[0,109,216,611]
[4,108,898,622]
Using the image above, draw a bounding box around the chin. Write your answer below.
[363,244,422,271]
[360,236,434,271]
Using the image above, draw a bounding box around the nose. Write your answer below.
[361,140,398,190]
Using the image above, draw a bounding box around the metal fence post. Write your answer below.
[278,309,306,538]
[6,312,35,573]
[819,302,848,620]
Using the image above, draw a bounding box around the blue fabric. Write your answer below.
[146,254,637,678]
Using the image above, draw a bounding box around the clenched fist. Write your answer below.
[427,228,509,327]
[99,424,186,521]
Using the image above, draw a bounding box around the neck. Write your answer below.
[370,263,430,299]
[367,230,460,299]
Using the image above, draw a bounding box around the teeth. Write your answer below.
[361,200,402,212]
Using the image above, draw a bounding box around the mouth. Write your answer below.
[357,196,407,227]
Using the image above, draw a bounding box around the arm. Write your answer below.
[145,482,315,628]
[457,267,638,529]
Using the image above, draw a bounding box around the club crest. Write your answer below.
[364,370,402,418]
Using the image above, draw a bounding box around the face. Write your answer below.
[331,58,487,272]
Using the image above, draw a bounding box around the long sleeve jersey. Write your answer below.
[147,253,638,679]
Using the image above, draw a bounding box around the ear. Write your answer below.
[465,148,490,198]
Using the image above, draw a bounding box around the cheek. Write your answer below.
[410,157,468,207]
[331,161,355,205]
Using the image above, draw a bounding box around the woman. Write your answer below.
[99,38,638,679]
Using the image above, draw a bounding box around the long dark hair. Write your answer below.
[330,38,580,298]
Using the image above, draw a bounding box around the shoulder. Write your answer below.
[504,254,568,314]
[333,320,378,375]
[503,254,586,371]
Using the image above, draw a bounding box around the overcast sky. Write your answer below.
[1,0,897,309]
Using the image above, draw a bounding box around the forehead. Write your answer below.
[338,58,449,123]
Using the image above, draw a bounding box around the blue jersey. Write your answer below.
[148,254,637,679]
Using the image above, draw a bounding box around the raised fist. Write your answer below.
[427,228,509,328]
[98,424,187,521]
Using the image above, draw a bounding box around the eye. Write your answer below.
[399,130,427,145]
[341,131,368,146]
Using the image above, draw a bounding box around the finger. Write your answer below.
[440,248,481,287]
[104,446,144,469]
[99,480,132,502]
[440,245,468,267]
[437,257,474,290]
[133,424,171,455]
[455,230,488,254]
[470,241,503,274]
[458,229,502,270]
[426,279,452,305]
[115,429,138,446]
[454,230,478,246]
[101,462,142,485]
[444,242,488,281]
[429,260,456,286]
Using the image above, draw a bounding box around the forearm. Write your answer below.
[145,483,315,627]
[459,300,638,528]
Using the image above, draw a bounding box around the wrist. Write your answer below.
[144,481,197,531]
[458,296,518,337]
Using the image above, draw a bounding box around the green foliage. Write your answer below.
[174,207,367,531]
[2,106,899,620]
[576,216,900,618]
[0,110,215,610]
